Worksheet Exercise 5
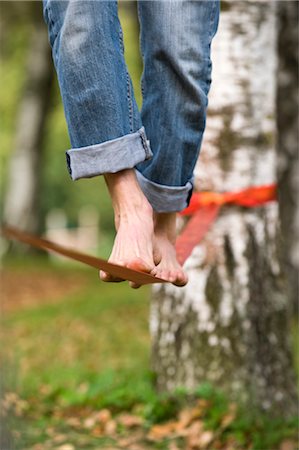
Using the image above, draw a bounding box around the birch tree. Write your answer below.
[151,1,297,416]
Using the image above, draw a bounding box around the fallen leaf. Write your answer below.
[117,432,144,447]
[147,421,178,441]
[175,420,205,438]
[91,425,104,437]
[52,434,67,444]
[177,408,197,429]
[46,427,55,436]
[65,417,81,428]
[196,399,210,410]
[169,443,181,450]
[197,430,215,449]
[104,419,117,435]
[186,421,205,448]
[280,440,297,450]
[118,413,144,428]
[56,445,75,450]
[83,416,96,429]
[96,408,112,424]
[221,403,237,429]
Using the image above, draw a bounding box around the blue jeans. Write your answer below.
[43,0,219,212]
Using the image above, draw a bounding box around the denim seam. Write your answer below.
[137,2,145,99]
[138,128,151,159]
[209,1,219,42]
[45,3,58,60]
[118,20,134,133]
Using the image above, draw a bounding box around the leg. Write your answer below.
[42,0,152,175]
[42,0,156,282]
[136,0,220,284]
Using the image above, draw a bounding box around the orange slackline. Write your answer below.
[2,184,277,283]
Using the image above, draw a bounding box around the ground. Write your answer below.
[1,256,298,450]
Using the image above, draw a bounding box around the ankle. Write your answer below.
[105,169,153,220]
[154,212,177,243]
[115,200,153,225]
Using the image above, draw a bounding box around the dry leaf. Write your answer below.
[83,416,96,429]
[91,425,104,437]
[196,399,210,410]
[117,432,144,447]
[169,443,181,450]
[177,408,197,428]
[96,408,112,423]
[104,419,117,435]
[118,413,144,428]
[56,445,75,450]
[280,440,297,450]
[186,421,205,448]
[147,421,178,441]
[197,430,215,449]
[221,403,237,429]
[52,434,67,444]
[65,417,81,428]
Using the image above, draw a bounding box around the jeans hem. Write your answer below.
[66,127,152,181]
[136,170,194,213]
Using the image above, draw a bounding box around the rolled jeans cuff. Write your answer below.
[136,170,194,213]
[66,126,152,181]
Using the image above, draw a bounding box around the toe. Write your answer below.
[126,257,153,274]
[99,259,126,282]
[129,281,141,289]
[173,270,188,287]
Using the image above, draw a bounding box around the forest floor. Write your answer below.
[1,256,298,450]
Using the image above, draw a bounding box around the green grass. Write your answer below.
[3,262,151,399]
[2,258,298,450]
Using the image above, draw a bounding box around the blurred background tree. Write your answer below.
[2,2,54,237]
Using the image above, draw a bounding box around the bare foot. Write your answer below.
[99,170,157,285]
[152,212,188,287]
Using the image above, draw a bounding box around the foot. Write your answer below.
[99,170,157,285]
[151,212,188,287]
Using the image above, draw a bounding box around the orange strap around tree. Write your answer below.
[180,183,277,216]
[176,183,277,265]
[1,184,277,283]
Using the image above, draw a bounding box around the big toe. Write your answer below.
[126,257,153,274]
[126,257,154,289]
[99,259,126,283]
[173,270,188,287]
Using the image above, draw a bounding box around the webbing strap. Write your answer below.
[176,205,220,265]
[1,226,166,285]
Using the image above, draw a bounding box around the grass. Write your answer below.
[2,258,151,397]
[1,257,298,450]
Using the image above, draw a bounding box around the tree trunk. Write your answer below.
[151,1,297,416]
[3,6,53,237]
[276,1,299,315]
